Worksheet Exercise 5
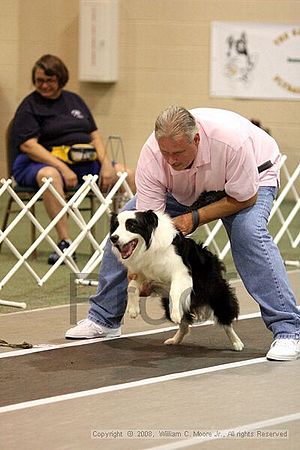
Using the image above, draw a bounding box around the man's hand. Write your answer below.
[171,193,257,236]
[172,212,195,235]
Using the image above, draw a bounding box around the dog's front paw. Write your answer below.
[233,338,244,351]
[128,305,140,319]
[170,309,183,324]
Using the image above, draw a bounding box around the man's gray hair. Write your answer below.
[155,105,198,143]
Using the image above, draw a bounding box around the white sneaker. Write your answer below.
[65,319,121,339]
[266,338,300,361]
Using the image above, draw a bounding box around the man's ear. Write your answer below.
[194,133,200,146]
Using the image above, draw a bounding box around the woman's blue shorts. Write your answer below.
[12,153,101,188]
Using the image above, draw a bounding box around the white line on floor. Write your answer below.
[0,302,86,317]
[0,311,262,358]
[146,412,300,450]
[0,357,266,414]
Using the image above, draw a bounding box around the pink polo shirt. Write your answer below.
[136,108,281,211]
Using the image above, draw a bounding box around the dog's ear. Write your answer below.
[110,212,119,234]
[144,210,159,229]
[110,212,117,223]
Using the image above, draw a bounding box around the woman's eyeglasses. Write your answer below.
[34,77,58,86]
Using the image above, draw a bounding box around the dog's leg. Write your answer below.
[223,325,244,351]
[169,274,192,324]
[164,321,189,345]
[127,276,141,318]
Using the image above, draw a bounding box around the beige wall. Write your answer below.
[0,0,299,185]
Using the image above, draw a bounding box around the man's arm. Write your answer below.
[135,142,167,212]
[172,193,258,235]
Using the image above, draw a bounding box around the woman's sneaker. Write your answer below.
[65,319,121,339]
[266,338,300,361]
[48,239,77,265]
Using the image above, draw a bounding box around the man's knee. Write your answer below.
[231,219,269,252]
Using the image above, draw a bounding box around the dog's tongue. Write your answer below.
[120,240,137,259]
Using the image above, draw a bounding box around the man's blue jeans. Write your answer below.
[89,187,300,339]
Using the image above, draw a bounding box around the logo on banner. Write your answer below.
[224,32,257,83]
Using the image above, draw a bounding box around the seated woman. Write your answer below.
[11,54,135,264]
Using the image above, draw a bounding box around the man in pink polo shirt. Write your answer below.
[66,106,300,362]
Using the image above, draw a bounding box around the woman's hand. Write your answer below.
[89,130,118,192]
[59,165,78,189]
[99,161,117,193]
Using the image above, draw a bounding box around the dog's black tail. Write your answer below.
[190,162,273,210]
[210,282,240,326]
[190,191,226,209]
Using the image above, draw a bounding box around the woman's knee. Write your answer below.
[36,166,63,187]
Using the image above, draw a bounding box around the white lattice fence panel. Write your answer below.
[0,173,133,295]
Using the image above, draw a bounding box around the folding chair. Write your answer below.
[106,135,132,212]
[0,119,96,258]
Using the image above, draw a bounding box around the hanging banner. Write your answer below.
[210,22,300,100]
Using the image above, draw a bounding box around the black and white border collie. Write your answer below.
[110,207,244,351]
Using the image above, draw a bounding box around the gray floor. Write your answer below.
[0,271,299,450]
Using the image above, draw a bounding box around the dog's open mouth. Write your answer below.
[117,239,138,259]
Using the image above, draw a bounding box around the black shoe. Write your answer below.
[48,240,77,265]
